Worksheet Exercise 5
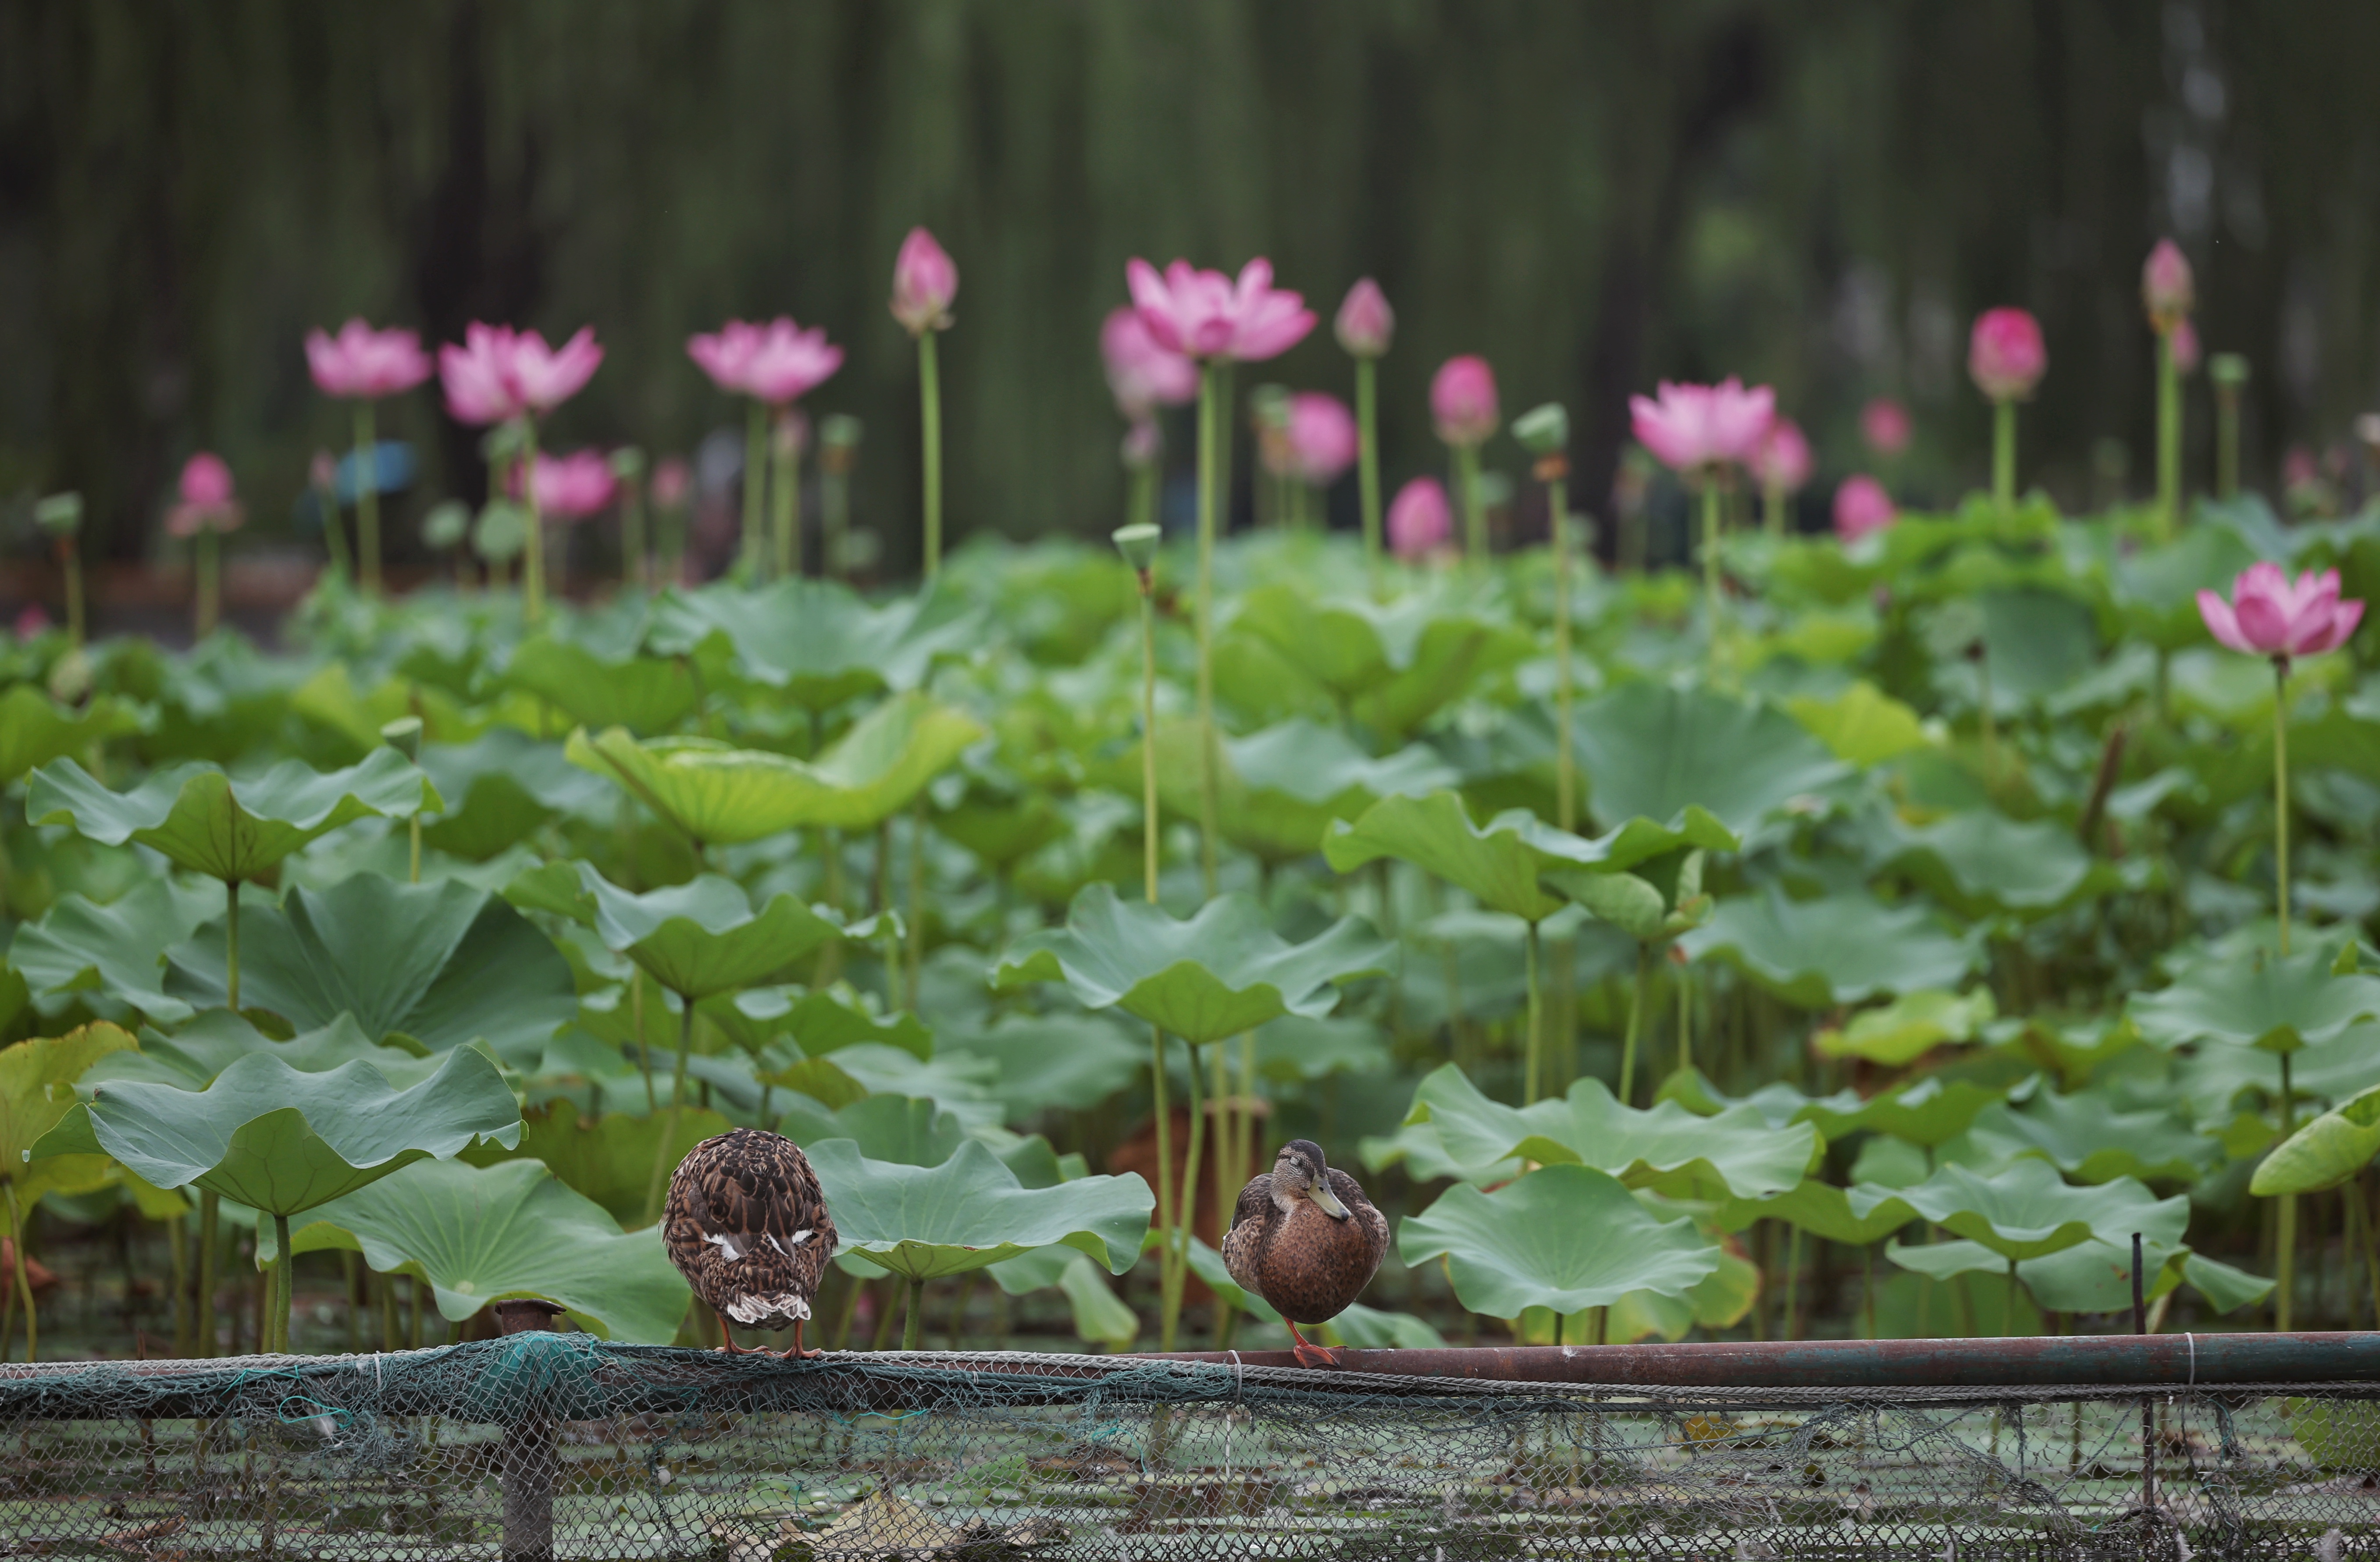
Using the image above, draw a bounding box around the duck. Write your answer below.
[664,1128,837,1358]
[1222,1139,1389,1368]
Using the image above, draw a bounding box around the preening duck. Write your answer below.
[1222,1139,1389,1368]
[664,1128,837,1358]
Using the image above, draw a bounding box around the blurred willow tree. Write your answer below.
[4,0,2380,568]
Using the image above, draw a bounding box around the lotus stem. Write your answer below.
[771,416,801,581]
[2216,380,2241,499]
[225,879,241,1013]
[522,419,548,624]
[1762,478,1785,537]
[2156,330,2180,542]
[1138,583,1159,901]
[194,528,221,640]
[1675,955,1690,1075]
[4,1183,32,1363]
[168,1207,190,1356]
[905,797,926,1000]
[1162,1040,1208,1353]
[645,996,696,1228]
[2004,1257,2018,1338]
[2275,658,2292,958]
[919,331,943,579]
[1194,362,1222,898]
[1149,1025,1177,1349]
[741,399,767,580]
[901,1277,926,1352]
[1551,482,1576,833]
[1523,920,1544,1105]
[1355,356,1382,591]
[1784,1224,1802,1340]
[1699,480,1724,640]
[61,537,84,648]
[2278,1048,2297,1333]
[1993,398,2017,510]
[198,1191,217,1358]
[354,401,382,595]
[272,1213,292,1354]
[1979,651,1998,786]
[621,474,646,591]
[1455,442,1485,560]
[408,816,421,885]
[1619,944,1650,1106]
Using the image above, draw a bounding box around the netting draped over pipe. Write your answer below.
[1,1335,2376,1560]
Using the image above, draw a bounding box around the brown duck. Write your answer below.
[1222,1139,1389,1367]
[664,1128,837,1358]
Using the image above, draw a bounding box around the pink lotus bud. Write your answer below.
[180,452,235,509]
[890,227,958,336]
[1101,307,1197,419]
[1126,256,1315,363]
[1831,474,1896,543]
[1967,308,2047,402]
[1333,278,1394,358]
[1628,379,1776,472]
[2197,562,2364,661]
[1750,419,1814,493]
[1431,356,1500,447]
[2168,318,2201,374]
[651,457,692,510]
[1859,397,1912,458]
[2141,238,2195,330]
[1386,476,1452,559]
[305,319,434,400]
[1284,392,1358,486]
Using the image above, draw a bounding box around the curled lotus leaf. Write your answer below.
[10,880,224,1024]
[2251,1083,2380,1197]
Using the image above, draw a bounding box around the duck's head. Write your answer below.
[1274,1139,1350,1221]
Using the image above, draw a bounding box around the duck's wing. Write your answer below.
[1324,1168,1392,1260]
[1221,1172,1274,1293]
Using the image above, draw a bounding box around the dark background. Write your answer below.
[5,0,2380,572]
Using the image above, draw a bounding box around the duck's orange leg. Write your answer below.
[777,1318,823,1360]
[714,1308,750,1354]
[1286,1320,1341,1369]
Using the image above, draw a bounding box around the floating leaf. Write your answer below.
[809,1138,1151,1281]
[2130,946,2380,1054]
[992,883,1391,1046]
[1681,886,1979,1008]
[1398,1164,1723,1316]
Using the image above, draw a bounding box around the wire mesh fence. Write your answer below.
[0,1334,2375,1561]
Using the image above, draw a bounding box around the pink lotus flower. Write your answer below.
[1126,257,1315,363]
[687,320,763,394]
[515,449,618,521]
[1284,392,1358,486]
[1386,476,1452,559]
[439,324,601,423]
[651,457,692,510]
[1750,419,1814,493]
[1431,356,1500,447]
[744,318,842,405]
[167,452,243,537]
[2197,562,2363,661]
[1628,379,1776,472]
[1968,308,2047,402]
[1101,307,1198,418]
[305,319,434,399]
[2142,238,2195,329]
[1860,398,1912,458]
[1832,474,1895,543]
[502,326,603,413]
[890,227,958,335]
[2168,318,2202,374]
[1334,278,1394,358]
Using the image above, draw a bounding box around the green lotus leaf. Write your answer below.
[461,1098,733,1230]
[1849,1160,2182,1261]
[985,1244,1140,1349]
[2003,1235,2270,1316]
[697,984,933,1062]
[570,695,983,842]
[1959,586,2102,707]
[2107,519,2261,650]
[507,860,867,1000]
[1,1023,137,1181]
[1681,886,1980,1008]
[1570,682,1849,840]
[1398,1163,1723,1316]
[1814,989,1997,1066]
[26,749,440,883]
[9,879,224,1023]
[1886,811,2129,920]
[2251,1083,2380,1196]
[938,1012,1147,1115]
[2130,946,2380,1054]
[32,1045,521,1216]
[991,883,1392,1046]
[418,728,614,860]
[286,1158,689,1341]
[791,1043,1002,1129]
[646,577,981,710]
[1321,1301,1450,1352]
[1716,1179,1921,1246]
[1882,1236,2009,1283]
[506,633,700,735]
[87,1013,436,1092]
[774,1094,972,1170]
[1784,680,1932,767]
[1796,1073,2020,1148]
[164,876,576,1066]
[1183,1233,1279,1322]
[0,686,144,785]
[1957,1089,2217,1185]
[809,1138,1152,1281]
[1224,581,1532,740]
[1323,790,1734,924]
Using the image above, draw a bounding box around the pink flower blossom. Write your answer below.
[687,320,763,394]
[2168,318,2201,375]
[1386,476,1452,559]
[2142,238,2195,329]
[502,326,603,413]
[1750,419,1814,493]
[890,227,958,335]
[1283,392,1357,486]
[743,319,843,405]
[1126,256,1315,363]
[514,449,618,521]
[651,457,692,510]
[305,319,434,399]
[1967,308,2047,402]
[1333,278,1394,358]
[1831,474,1895,543]
[1431,356,1500,447]
[2197,562,2363,661]
[1860,397,1912,458]
[439,323,525,425]
[167,452,243,538]
[1628,379,1776,472]
[1101,307,1198,419]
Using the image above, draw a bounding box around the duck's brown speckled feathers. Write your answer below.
[1222,1140,1388,1354]
[664,1129,835,1350]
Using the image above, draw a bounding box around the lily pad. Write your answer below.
[87,1013,434,1092]
[26,749,439,883]
[1398,1164,1723,1316]
[508,860,866,1000]
[1570,682,1849,840]
[164,876,577,1066]
[992,883,1392,1046]
[2130,946,2380,1054]
[1681,886,1980,1008]
[809,1138,1151,1281]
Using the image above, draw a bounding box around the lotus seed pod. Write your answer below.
[1512,403,1570,456]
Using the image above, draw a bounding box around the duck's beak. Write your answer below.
[1307,1179,1350,1221]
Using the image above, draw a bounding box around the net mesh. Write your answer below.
[1,1336,2374,1560]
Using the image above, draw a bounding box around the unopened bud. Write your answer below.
[1112,523,1161,576]
[1512,403,1570,456]
[33,493,82,536]
[379,715,423,762]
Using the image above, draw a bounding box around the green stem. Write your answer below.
[905,795,926,1000]
[2279,1049,2297,1333]
[1194,363,1222,898]
[354,401,382,595]
[741,399,767,580]
[1551,481,1575,833]
[198,1190,218,1358]
[1149,1026,1176,1349]
[919,331,943,579]
[2216,387,2239,500]
[1140,586,1159,901]
[63,540,84,649]
[1620,945,1650,1106]
[1993,397,2017,510]
[1523,921,1544,1105]
[901,1277,926,1351]
[1163,1041,1208,1354]
[1355,357,1382,589]
[1979,653,1997,786]
[622,480,647,590]
[522,419,547,624]
[1127,460,1156,537]
[2156,330,2181,542]
[1454,442,1484,560]
[2275,659,2291,957]
[1762,479,1785,538]
[273,1212,292,1354]
[1699,480,1724,637]
[645,996,695,1227]
[4,1183,33,1363]
[1784,1224,1802,1340]
[409,816,421,885]
[196,529,220,639]
[1676,956,1691,1075]
[225,879,241,1013]
[771,417,800,580]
